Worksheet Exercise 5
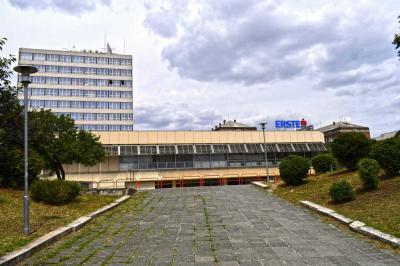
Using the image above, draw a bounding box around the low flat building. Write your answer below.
[374,130,399,141]
[213,120,257,131]
[64,130,327,190]
[317,121,370,143]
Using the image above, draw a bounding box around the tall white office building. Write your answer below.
[18,47,134,131]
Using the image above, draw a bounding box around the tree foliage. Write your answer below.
[311,154,337,174]
[370,137,400,177]
[329,180,355,203]
[279,155,310,186]
[331,133,371,170]
[393,16,400,59]
[358,158,380,191]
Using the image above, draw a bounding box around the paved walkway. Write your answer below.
[29,185,400,265]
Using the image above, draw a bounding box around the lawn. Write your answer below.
[0,188,118,257]
[274,170,400,238]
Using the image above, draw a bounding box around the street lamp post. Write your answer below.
[13,65,37,236]
[260,122,269,182]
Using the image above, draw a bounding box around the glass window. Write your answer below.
[71,67,84,74]
[97,79,107,86]
[124,80,132,87]
[35,65,46,72]
[121,102,132,109]
[46,88,58,96]
[97,102,108,109]
[59,66,71,73]
[72,56,84,63]
[109,102,120,109]
[85,57,97,64]
[109,125,121,131]
[109,69,121,76]
[59,55,71,62]
[85,90,96,97]
[109,58,121,65]
[32,76,46,84]
[71,113,84,120]
[71,78,84,85]
[109,91,120,98]
[97,113,109,120]
[58,101,70,108]
[46,77,58,85]
[45,65,58,73]
[121,59,132,65]
[31,88,45,95]
[33,53,46,61]
[71,90,85,97]
[96,68,108,75]
[121,125,133,130]
[109,113,121,120]
[59,77,71,85]
[109,80,120,87]
[96,125,108,131]
[20,52,32,60]
[121,113,133,120]
[47,54,59,62]
[30,100,45,108]
[96,90,108,97]
[85,68,96,75]
[70,101,84,108]
[120,69,132,76]
[84,101,97,108]
[97,57,108,64]
[59,89,71,96]
[85,79,97,86]
[120,91,132,98]
[45,100,58,108]
[84,113,97,120]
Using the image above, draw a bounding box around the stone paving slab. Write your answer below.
[26,185,400,265]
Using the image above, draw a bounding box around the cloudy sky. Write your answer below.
[1,0,399,136]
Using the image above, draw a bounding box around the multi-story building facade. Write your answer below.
[18,48,134,131]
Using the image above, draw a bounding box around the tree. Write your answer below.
[393,16,400,59]
[358,158,380,190]
[279,155,310,185]
[312,154,337,174]
[0,37,44,187]
[370,137,400,177]
[30,110,105,180]
[331,133,371,170]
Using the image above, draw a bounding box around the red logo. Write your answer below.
[301,118,307,127]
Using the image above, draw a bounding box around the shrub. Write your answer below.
[30,180,80,205]
[358,158,380,190]
[370,137,400,177]
[329,180,355,203]
[312,154,337,174]
[331,132,371,170]
[279,155,310,185]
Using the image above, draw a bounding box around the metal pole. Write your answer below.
[261,123,269,182]
[23,82,29,235]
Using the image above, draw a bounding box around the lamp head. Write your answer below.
[14,65,38,85]
[259,122,267,130]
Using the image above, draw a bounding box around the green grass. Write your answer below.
[274,170,400,238]
[0,188,118,257]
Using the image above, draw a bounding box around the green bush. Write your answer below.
[329,180,355,203]
[370,137,400,177]
[358,158,380,190]
[279,155,310,185]
[30,180,80,205]
[331,132,371,170]
[312,154,337,174]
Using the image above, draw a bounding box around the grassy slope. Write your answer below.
[0,189,118,257]
[274,170,400,238]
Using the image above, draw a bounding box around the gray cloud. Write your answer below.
[8,0,111,14]
[134,104,224,130]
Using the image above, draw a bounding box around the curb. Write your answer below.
[300,200,400,248]
[251,181,268,188]
[0,195,131,266]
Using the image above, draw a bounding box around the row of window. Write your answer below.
[29,100,133,109]
[29,88,132,98]
[31,65,132,76]
[30,76,132,87]
[55,112,133,121]
[76,124,133,131]
[20,52,131,65]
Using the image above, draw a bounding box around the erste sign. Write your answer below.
[275,119,307,129]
